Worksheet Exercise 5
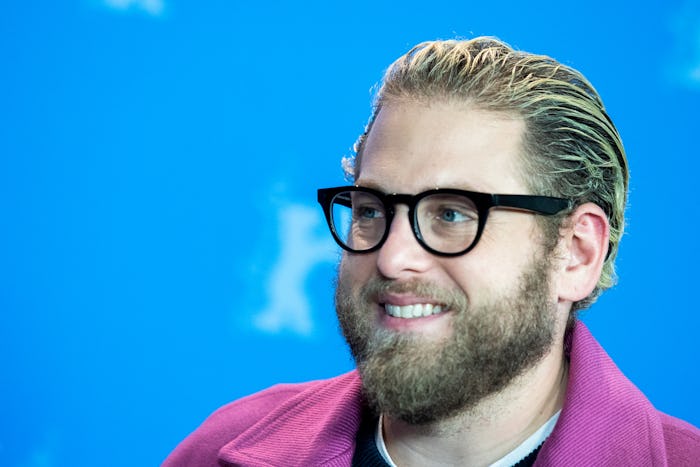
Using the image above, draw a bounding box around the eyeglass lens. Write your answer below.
[330,190,480,254]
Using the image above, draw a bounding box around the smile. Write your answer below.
[384,303,445,319]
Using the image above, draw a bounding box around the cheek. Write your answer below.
[443,243,534,301]
[473,218,542,271]
[339,254,375,289]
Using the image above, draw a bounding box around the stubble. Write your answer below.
[335,255,557,425]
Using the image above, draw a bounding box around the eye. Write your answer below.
[418,194,479,229]
[433,204,477,224]
[351,193,385,221]
[438,208,473,223]
[357,205,384,220]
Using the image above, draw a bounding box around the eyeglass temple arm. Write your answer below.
[492,194,572,215]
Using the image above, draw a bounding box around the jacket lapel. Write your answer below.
[219,371,364,466]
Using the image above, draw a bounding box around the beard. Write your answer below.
[335,255,557,425]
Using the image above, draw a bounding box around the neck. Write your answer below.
[382,344,568,467]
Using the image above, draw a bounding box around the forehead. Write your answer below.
[357,102,528,194]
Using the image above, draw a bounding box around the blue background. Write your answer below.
[2,1,699,465]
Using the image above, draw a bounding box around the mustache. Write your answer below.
[359,277,468,309]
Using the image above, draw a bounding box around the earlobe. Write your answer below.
[558,203,609,303]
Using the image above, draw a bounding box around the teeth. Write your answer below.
[385,303,444,319]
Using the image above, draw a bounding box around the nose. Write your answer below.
[376,206,434,279]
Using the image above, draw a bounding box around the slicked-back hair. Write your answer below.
[344,37,628,316]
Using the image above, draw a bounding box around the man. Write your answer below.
[164,37,700,466]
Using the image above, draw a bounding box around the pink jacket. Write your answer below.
[163,322,700,466]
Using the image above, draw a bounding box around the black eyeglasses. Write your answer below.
[317,186,572,257]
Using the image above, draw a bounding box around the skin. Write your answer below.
[337,100,610,466]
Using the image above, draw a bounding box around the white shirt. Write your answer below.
[375,411,561,467]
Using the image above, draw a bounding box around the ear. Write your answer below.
[557,202,610,303]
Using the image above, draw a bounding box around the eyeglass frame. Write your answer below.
[317,185,573,257]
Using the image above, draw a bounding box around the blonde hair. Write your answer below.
[345,37,628,313]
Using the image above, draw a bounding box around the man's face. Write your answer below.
[335,101,562,424]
